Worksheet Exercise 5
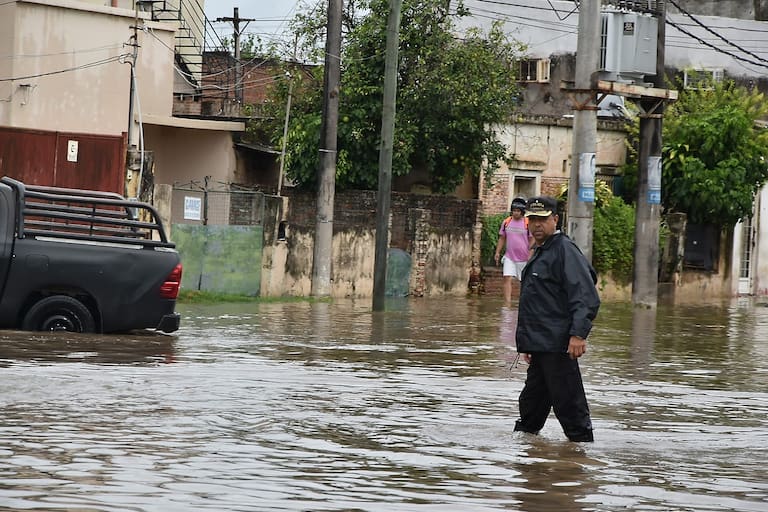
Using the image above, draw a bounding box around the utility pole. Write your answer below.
[567,0,602,262]
[632,1,667,307]
[216,8,254,106]
[125,10,140,199]
[311,0,342,297]
[372,0,403,311]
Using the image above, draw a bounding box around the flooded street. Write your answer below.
[1,297,767,511]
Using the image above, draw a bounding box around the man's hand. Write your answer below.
[567,336,587,359]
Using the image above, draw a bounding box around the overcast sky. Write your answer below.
[204,0,317,48]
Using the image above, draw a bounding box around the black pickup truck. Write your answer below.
[0,177,181,334]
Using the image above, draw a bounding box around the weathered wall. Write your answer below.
[254,190,480,298]
[0,1,175,134]
[143,125,238,189]
[481,116,627,216]
[753,186,768,295]
[173,224,263,296]
[670,0,768,20]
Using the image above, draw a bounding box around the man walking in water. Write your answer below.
[513,196,600,442]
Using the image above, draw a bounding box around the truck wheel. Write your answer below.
[22,296,96,333]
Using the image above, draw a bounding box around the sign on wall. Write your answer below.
[184,196,202,220]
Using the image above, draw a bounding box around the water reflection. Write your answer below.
[631,307,656,375]
[0,298,765,511]
[0,330,175,366]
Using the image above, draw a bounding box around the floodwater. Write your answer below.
[1,297,766,511]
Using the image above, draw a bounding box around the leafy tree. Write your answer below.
[624,79,768,227]
[662,79,768,226]
[255,0,525,193]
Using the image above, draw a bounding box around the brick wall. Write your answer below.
[481,172,511,216]
[285,188,480,251]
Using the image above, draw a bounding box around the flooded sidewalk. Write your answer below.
[0,297,766,511]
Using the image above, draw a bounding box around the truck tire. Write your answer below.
[22,295,96,333]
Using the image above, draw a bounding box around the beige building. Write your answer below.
[0,0,242,202]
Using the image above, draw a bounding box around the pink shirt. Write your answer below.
[499,217,530,262]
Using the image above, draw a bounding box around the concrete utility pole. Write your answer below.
[567,0,602,262]
[632,1,667,308]
[311,0,343,297]
[216,8,254,106]
[125,11,140,199]
[372,0,403,311]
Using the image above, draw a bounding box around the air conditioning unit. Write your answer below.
[599,10,658,83]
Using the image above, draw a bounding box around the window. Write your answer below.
[518,59,550,83]
[683,69,724,90]
[683,223,720,271]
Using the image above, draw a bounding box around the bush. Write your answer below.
[481,191,638,284]
[480,213,508,266]
[593,195,635,284]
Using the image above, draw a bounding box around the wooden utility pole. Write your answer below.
[567,0,601,262]
[311,0,343,297]
[216,8,254,106]
[632,1,667,307]
[372,0,403,311]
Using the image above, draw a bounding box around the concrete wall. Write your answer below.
[0,0,176,134]
[753,186,768,295]
[173,224,263,296]
[480,115,627,216]
[143,124,237,186]
[670,0,768,20]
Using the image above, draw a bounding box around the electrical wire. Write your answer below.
[0,54,130,82]
[668,0,768,66]
[666,18,768,70]
[0,43,124,60]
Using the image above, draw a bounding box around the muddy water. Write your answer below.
[0,298,766,511]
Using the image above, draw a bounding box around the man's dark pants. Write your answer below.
[514,352,594,442]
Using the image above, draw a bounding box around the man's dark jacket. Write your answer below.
[516,231,600,353]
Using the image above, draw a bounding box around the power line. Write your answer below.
[666,18,768,70]
[0,54,130,82]
[668,0,768,66]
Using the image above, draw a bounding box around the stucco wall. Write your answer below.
[671,0,767,20]
[0,0,176,135]
[483,117,627,215]
[143,124,237,186]
[753,186,768,295]
[421,230,474,296]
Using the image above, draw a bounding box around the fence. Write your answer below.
[171,178,266,226]
[171,179,268,296]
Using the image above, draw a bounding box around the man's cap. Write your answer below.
[510,197,527,211]
[525,196,557,217]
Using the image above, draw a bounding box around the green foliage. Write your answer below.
[480,187,638,282]
[592,195,635,283]
[481,212,508,266]
[255,0,525,193]
[624,78,768,226]
[662,79,768,226]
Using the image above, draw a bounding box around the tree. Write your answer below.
[661,79,768,227]
[256,0,525,193]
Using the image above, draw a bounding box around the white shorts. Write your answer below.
[502,256,526,279]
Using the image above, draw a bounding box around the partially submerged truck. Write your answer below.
[0,177,181,333]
